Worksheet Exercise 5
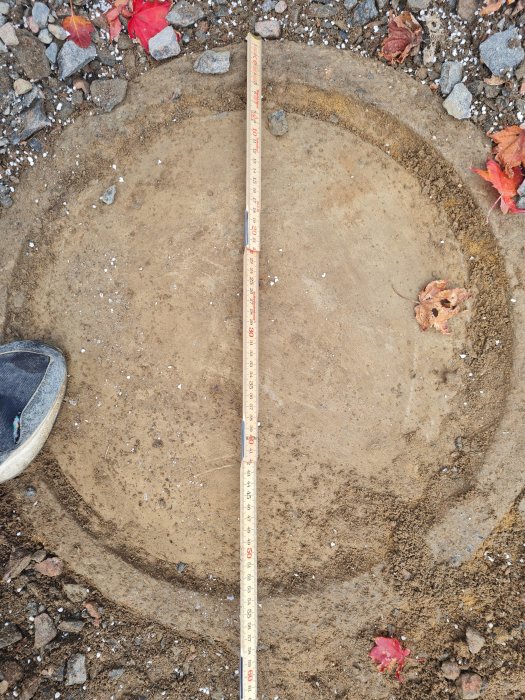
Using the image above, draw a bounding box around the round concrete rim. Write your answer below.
[1,42,525,653]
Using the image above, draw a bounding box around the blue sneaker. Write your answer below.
[0,341,67,484]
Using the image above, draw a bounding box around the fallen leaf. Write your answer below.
[483,75,505,85]
[481,0,515,14]
[63,13,96,48]
[369,637,411,681]
[33,557,63,577]
[84,601,101,627]
[415,280,470,335]
[380,11,422,65]
[472,159,525,214]
[104,0,130,42]
[127,0,172,52]
[489,125,525,175]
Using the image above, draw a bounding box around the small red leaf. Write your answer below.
[472,159,525,215]
[380,11,422,65]
[127,0,172,52]
[369,637,411,681]
[63,14,95,48]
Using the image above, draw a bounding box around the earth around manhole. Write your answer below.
[2,43,525,699]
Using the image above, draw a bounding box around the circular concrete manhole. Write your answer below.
[2,43,524,698]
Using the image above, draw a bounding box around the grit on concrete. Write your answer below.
[1,41,525,700]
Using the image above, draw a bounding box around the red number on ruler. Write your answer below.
[249,327,254,337]
[247,669,254,682]
[247,548,253,559]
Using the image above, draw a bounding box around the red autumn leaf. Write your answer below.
[480,0,515,14]
[63,13,95,48]
[472,159,525,215]
[488,125,525,176]
[104,0,130,42]
[380,11,422,65]
[414,280,470,335]
[33,557,63,577]
[369,637,411,681]
[127,0,172,52]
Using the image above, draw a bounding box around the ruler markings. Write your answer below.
[240,33,262,700]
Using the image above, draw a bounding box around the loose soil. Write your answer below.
[1,43,524,700]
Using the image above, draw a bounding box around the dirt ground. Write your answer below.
[1,42,525,700]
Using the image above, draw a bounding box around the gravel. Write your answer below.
[100,184,117,204]
[456,672,483,699]
[441,659,461,680]
[254,19,281,38]
[166,1,205,27]
[90,78,128,112]
[33,613,58,648]
[57,40,96,80]
[440,61,463,96]
[193,49,230,74]
[443,83,472,120]
[351,0,378,27]
[148,26,181,60]
[11,100,50,143]
[268,108,289,136]
[31,1,49,29]
[466,626,486,654]
[0,22,18,46]
[65,653,87,686]
[479,27,525,77]
[13,31,50,79]
[0,624,22,650]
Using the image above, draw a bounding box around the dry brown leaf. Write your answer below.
[2,551,31,582]
[489,124,525,175]
[415,280,470,334]
[33,557,63,577]
[84,601,101,627]
[380,11,422,65]
[484,75,506,85]
[480,0,515,14]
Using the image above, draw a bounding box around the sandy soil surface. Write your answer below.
[1,41,525,700]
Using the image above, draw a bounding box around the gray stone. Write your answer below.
[193,50,230,74]
[456,672,483,699]
[176,561,187,573]
[440,60,463,95]
[13,31,50,79]
[13,78,32,95]
[268,108,288,136]
[166,0,205,27]
[32,2,50,29]
[108,668,124,679]
[255,19,281,38]
[65,654,87,686]
[441,659,461,680]
[45,41,57,63]
[443,82,472,119]
[466,626,486,654]
[351,0,378,26]
[11,100,50,143]
[0,22,17,45]
[148,26,181,60]
[63,583,89,603]
[48,23,69,41]
[58,620,85,633]
[518,178,525,198]
[38,28,52,44]
[262,0,276,10]
[0,3,9,15]
[90,78,127,112]
[100,185,116,204]
[275,0,287,11]
[33,613,57,648]
[0,625,22,649]
[0,38,6,53]
[308,3,337,18]
[516,197,525,210]
[344,0,358,8]
[457,0,477,21]
[480,27,525,76]
[407,0,430,9]
[0,182,13,208]
[2,551,32,580]
[57,40,96,80]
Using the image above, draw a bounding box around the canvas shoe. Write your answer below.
[0,340,66,484]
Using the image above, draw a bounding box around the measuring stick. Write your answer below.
[240,33,262,700]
